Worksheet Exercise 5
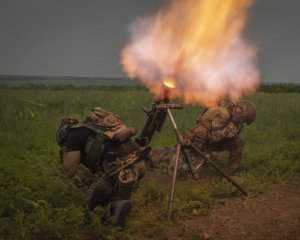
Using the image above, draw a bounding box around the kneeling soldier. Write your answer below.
[56,107,146,229]
[184,100,256,176]
[150,100,256,178]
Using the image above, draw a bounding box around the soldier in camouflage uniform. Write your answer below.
[186,100,256,175]
[56,107,146,229]
[150,100,256,176]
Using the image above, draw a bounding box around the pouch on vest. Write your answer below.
[85,132,106,170]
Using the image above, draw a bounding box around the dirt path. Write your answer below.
[167,180,300,240]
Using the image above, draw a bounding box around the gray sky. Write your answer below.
[0,0,299,83]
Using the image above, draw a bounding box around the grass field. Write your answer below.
[0,87,300,239]
[0,75,141,87]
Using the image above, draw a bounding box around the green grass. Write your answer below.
[0,88,300,239]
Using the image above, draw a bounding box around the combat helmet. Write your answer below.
[236,100,256,125]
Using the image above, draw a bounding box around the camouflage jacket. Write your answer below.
[187,106,241,146]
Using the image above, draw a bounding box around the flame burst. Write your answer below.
[121,0,260,106]
[163,78,176,89]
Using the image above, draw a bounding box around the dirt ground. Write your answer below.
[166,180,300,240]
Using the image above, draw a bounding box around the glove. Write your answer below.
[226,122,239,139]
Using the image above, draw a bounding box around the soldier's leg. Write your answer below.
[87,175,115,211]
[226,137,244,175]
[101,163,145,228]
[209,137,244,175]
[182,131,212,177]
[85,175,133,228]
[149,146,175,169]
[110,200,132,228]
[167,149,190,178]
[84,175,115,225]
[116,159,146,200]
[168,147,205,178]
[102,200,132,229]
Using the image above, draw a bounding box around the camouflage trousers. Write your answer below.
[82,160,146,228]
[149,137,244,177]
[86,159,146,211]
[71,160,146,210]
[84,175,133,228]
[149,146,187,177]
[191,136,244,175]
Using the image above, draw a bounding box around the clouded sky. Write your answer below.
[0,0,299,83]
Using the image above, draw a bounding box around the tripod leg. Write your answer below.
[181,147,200,180]
[167,143,181,222]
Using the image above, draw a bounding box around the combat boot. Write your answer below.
[102,200,132,229]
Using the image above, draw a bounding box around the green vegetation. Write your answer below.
[0,87,300,239]
[258,83,300,93]
[1,77,300,93]
[0,75,141,87]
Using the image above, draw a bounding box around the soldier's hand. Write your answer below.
[227,130,238,138]
[226,122,239,139]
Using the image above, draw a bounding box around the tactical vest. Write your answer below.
[68,123,111,171]
[68,121,146,178]
[68,122,126,171]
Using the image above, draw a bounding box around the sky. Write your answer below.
[0,0,299,83]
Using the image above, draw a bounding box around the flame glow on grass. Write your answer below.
[121,0,260,106]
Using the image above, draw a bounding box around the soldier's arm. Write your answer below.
[210,113,230,142]
[63,130,82,177]
[63,151,81,177]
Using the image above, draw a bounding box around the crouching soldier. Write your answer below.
[56,107,146,229]
[150,100,256,178]
[183,100,256,176]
